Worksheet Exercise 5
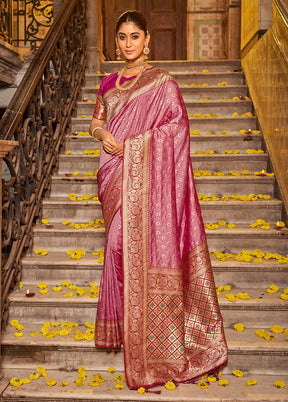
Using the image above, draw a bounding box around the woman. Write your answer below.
[89,10,228,390]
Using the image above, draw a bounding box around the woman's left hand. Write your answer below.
[111,142,124,157]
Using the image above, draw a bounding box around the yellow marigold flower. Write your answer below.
[10,377,22,387]
[14,331,24,337]
[62,280,70,287]
[226,294,237,302]
[207,376,217,383]
[218,220,226,226]
[138,386,146,393]
[83,193,91,200]
[35,248,43,254]
[254,258,263,263]
[69,284,77,290]
[29,373,40,380]
[107,367,116,374]
[74,224,80,229]
[16,324,24,330]
[228,223,235,229]
[53,286,62,292]
[234,323,245,332]
[68,193,77,201]
[19,281,23,289]
[73,171,79,176]
[224,285,231,291]
[232,112,239,117]
[65,150,72,155]
[62,220,70,225]
[197,381,208,389]
[39,288,48,294]
[222,196,229,201]
[89,380,100,387]
[41,218,49,225]
[80,115,87,118]
[241,169,250,175]
[232,369,244,377]
[115,383,125,390]
[30,332,38,337]
[247,379,257,386]
[219,379,229,386]
[46,378,56,386]
[280,293,288,300]
[64,292,73,297]
[270,325,283,334]
[10,319,19,327]
[60,381,69,386]
[21,378,30,384]
[164,381,176,390]
[274,381,285,388]
[237,291,249,299]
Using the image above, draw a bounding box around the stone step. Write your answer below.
[49,174,274,198]
[101,59,242,73]
[2,322,288,373]
[76,99,253,117]
[20,252,288,288]
[42,198,102,222]
[32,224,288,255]
[56,154,268,176]
[81,84,249,102]
[42,198,282,224]
[71,115,258,133]
[64,133,263,153]
[3,371,288,402]
[84,71,245,87]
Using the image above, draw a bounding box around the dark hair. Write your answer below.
[116,10,148,36]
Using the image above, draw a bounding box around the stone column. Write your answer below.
[228,0,241,59]
[86,0,101,72]
[0,141,19,396]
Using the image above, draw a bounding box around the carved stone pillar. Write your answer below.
[0,140,19,396]
[86,0,101,72]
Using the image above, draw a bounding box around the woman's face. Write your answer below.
[116,22,149,62]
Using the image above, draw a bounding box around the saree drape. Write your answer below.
[94,67,228,389]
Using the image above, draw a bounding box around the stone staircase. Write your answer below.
[1,60,288,401]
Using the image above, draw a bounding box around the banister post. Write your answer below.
[0,140,19,396]
[87,0,101,72]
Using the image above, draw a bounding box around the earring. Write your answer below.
[116,48,121,61]
[143,46,150,55]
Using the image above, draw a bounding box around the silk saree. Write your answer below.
[93,67,228,389]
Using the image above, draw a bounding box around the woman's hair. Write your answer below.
[116,10,148,36]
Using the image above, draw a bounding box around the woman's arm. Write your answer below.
[89,118,118,154]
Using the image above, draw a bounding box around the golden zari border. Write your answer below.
[102,165,122,234]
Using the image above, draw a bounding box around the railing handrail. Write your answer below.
[1,0,87,328]
[0,0,78,140]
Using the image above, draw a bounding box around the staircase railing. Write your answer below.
[242,0,288,221]
[0,0,87,329]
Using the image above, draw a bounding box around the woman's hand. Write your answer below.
[111,141,124,157]
[101,130,118,154]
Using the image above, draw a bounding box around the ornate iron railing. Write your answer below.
[0,0,87,328]
[0,0,54,55]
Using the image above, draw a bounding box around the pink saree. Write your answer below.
[94,67,228,389]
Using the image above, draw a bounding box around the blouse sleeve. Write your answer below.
[93,80,106,120]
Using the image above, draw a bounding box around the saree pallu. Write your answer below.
[95,68,228,389]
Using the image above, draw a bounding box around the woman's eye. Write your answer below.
[119,35,125,40]
[132,35,139,40]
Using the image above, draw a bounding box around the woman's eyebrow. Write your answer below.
[118,31,140,35]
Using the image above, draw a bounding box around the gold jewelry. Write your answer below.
[115,63,146,91]
[116,48,121,61]
[143,46,150,55]
[125,61,146,69]
[91,126,102,140]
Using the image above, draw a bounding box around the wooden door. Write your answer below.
[102,0,187,60]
